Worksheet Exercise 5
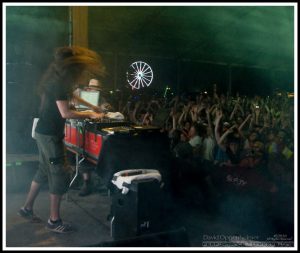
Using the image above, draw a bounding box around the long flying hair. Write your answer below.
[38,46,106,97]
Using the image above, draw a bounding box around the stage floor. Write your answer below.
[5,188,112,247]
[5,175,294,248]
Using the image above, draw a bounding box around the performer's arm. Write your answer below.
[56,100,104,119]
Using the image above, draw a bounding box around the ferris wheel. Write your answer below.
[126,61,153,90]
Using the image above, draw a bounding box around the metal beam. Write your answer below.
[70,6,88,47]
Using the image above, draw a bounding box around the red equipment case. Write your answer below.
[64,120,103,161]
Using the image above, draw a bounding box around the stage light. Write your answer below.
[164,86,170,97]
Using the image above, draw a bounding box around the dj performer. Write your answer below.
[18,46,106,234]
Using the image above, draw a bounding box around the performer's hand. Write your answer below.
[90,112,105,119]
[92,105,102,113]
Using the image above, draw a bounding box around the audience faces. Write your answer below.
[116,90,293,173]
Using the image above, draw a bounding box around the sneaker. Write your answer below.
[18,207,42,223]
[46,219,74,234]
[78,184,92,197]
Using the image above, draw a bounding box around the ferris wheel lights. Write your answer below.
[126,61,153,90]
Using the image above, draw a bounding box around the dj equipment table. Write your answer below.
[64,119,171,187]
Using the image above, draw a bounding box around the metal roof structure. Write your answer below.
[89,6,294,71]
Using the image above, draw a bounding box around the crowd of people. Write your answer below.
[112,88,294,234]
[114,89,294,176]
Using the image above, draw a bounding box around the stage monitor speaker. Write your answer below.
[110,178,163,240]
[88,227,190,247]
